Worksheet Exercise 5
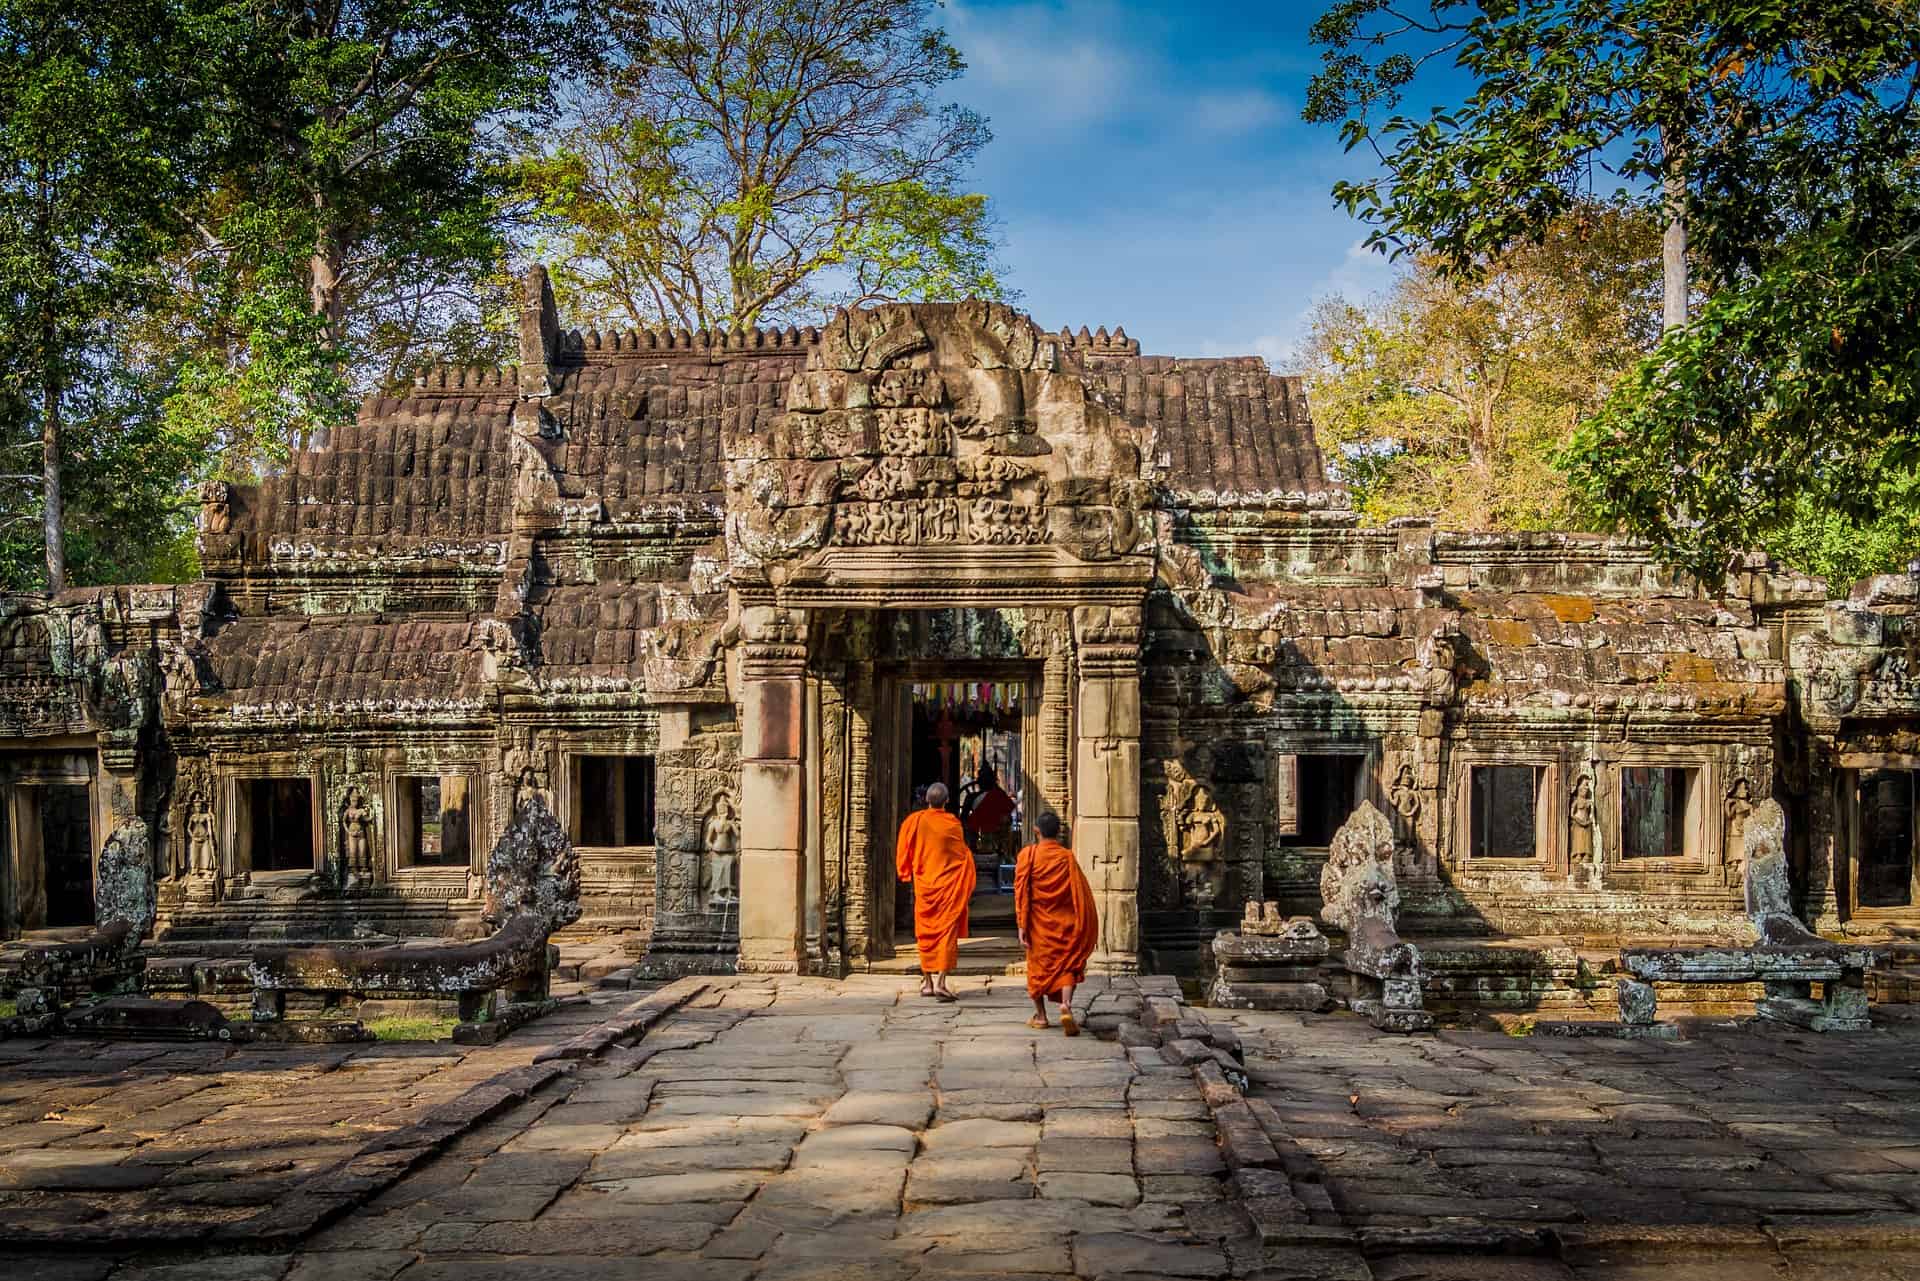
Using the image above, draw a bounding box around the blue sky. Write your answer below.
[941,0,1400,369]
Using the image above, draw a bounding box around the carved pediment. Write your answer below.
[723,302,1152,574]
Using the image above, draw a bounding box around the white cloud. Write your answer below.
[946,1,1141,134]
[1184,88,1286,137]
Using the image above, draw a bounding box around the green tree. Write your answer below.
[1302,204,1660,529]
[164,0,597,462]
[517,0,1008,333]
[1309,1,1920,585]
[0,0,199,593]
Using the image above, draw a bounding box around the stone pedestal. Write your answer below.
[1208,906,1333,1012]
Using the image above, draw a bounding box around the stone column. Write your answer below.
[737,605,809,973]
[1073,605,1144,974]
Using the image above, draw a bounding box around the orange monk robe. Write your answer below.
[1015,838,1099,1002]
[897,808,976,972]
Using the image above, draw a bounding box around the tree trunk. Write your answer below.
[1661,130,1688,332]
[41,372,64,597]
[310,236,345,339]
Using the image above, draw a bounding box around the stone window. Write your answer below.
[1469,765,1542,860]
[1276,754,1363,846]
[1858,768,1916,908]
[1620,766,1697,861]
[572,755,656,848]
[396,776,472,868]
[241,778,315,873]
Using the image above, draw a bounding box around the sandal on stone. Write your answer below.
[1061,1011,1080,1037]
[934,990,959,1003]
[1027,1015,1049,1030]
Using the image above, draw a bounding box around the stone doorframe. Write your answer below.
[731,551,1151,977]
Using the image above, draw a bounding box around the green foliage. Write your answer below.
[162,0,591,459]
[1564,217,1920,585]
[1303,204,1660,530]
[0,0,201,591]
[0,0,591,591]
[366,1014,458,1042]
[518,0,1009,332]
[1311,1,1920,587]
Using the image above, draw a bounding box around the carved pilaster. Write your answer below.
[1072,604,1144,973]
[737,605,809,973]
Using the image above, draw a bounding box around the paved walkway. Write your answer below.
[0,990,622,1252]
[226,974,1245,1281]
[1228,1008,1920,1242]
[8,977,1920,1280]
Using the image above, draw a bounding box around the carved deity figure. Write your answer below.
[1725,776,1754,868]
[1388,763,1421,831]
[340,786,374,883]
[514,765,545,815]
[1567,769,1596,867]
[186,790,218,877]
[1177,789,1228,907]
[702,792,741,906]
[198,480,232,534]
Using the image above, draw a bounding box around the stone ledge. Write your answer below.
[534,976,709,1062]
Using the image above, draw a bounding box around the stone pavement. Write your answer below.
[204,973,1253,1281]
[7,976,1920,1280]
[1227,1006,1920,1247]
[0,985,627,1250]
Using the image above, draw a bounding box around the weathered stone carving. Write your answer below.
[701,791,740,907]
[1388,763,1420,829]
[1724,776,1754,870]
[482,796,582,935]
[1319,801,1432,1032]
[251,798,581,1042]
[1161,759,1227,908]
[1620,799,1878,1034]
[723,301,1150,573]
[1210,903,1333,1012]
[186,789,219,878]
[339,785,374,888]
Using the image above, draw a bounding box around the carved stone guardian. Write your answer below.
[1318,801,1432,1032]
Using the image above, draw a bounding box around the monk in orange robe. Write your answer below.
[1015,811,1099,1035]
[897,782,976,1001]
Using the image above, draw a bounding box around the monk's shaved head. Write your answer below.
[926,782,949,808]
[1036,811,1061,839]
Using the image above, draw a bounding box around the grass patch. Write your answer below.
[0,999,16,1020]
[366,1015,458,1042]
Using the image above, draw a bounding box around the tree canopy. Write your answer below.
[0,0,202,592]
[515,0,1009,333]
[1302,202,1660,531]
[1308,1,1920,586]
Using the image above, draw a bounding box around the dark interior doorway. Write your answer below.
[897,678,1027,941]
[40,784,93,927]
[250,778,315,873]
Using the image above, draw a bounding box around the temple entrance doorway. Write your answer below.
[880,670,1040,973]
[2,781,94,935]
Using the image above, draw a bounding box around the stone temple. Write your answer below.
[4,268,1920,1005]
